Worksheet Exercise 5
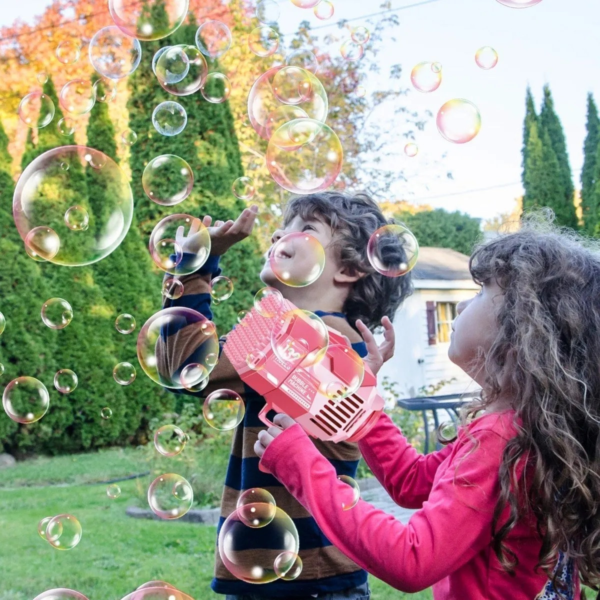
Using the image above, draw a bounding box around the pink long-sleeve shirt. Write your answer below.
[260,410,581,599]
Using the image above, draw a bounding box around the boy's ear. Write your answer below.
[334,265,366,284]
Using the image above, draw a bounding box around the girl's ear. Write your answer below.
[334,265,366,284]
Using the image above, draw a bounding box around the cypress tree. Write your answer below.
[581,94,599,235]
[521,87,537,190]
[539,85,577,228]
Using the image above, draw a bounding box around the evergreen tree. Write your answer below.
[521,87,538,190]
[581,94,599,235]
[539,85,578,228]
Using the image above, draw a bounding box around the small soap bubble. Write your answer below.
[232,177,256,201]
[203,389,245,431]
[318,345,365,401]
[18,92,55,128]
[237,310,250,324]
[54,369,78,394]
[154,424,187,457]
[181,363,209,392]
[34,590,89,600]
[269,232,325,287]
[272,66,313,105]
[41,298,73,330]
[338,475,360,510]
[256,0,281,24]
[59,79,96,117]
[0,312,5,336]
[56,40,81,65]
[290,0,320,6]
[201,72,231,104]
[351,26,370,44]
[155,46,190,85]
[25,244,46,262]
[38,516,53,539]
[115,313,136,334]
[152,46,170,76]
[94,79,117,103]
[404,143,418,157]
[25,227,60,261]
[113,362,136,386]
[37,72,49,85]
[196,20,233,59]
[496,0,542,7]
[248,26,280,58]
[162,278,184,300]
[210,276,234,302]
[438,420,458,442]
[64,205,89,232]
[246,350,266,371]
[152,101,187,137]
[106,483,121,499]
[254,287,284,318]
[314,1,334,19]
[0,363,4,376]
[148,473,194,520]
[436,99,482,144]
[58,118,76,137]
[237,489,277,528]
[100,406,113,419]
[157,44,208,97]
[367,224,419,277]
[3,376,49,424]
[340,40,364,62]
[121,129,138,146]
[475,46,499,70]
[143,154,194,205]
[45,514,82,550]
[274,551,303,580]
[286,49,319,75]
[411,62,442,93]
[431,62,443,73]
[89,26,142,80]
[109,0,188,40]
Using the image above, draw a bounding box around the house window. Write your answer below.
[436,302,457,343]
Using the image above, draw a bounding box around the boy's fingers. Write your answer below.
[202,215,212,227]
[254,440,265,458]
[175,225,184,242]
[273,413,295,429]
[257,429,275,445]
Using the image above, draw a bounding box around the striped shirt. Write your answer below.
[162,256,368,597]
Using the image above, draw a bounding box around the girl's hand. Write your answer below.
[254,413,297,459]
[176,206,259,257]
[355,316,395,376]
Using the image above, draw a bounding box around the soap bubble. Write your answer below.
[248,26,280,58]
[232,176,256,200]
[106,484,121,499]
[265,105,309,140]
[404,143,418,157]
[248,66,328,140]
[367,224,419,277]
[56,40,81,65]
[411,62,442,93]
[155,46,190,85]
[3,377,50,424]
[34,590,89,600]
[351,26,370,44]
[201,72,231,104]
[267,119,343,194]
[148,473,193,520]
[237,488,277,528]
[149,214,211,276]
[219,506,299,584]
[237,310,250,324]
[121,129,137,146]
[89,26,142,80]
[286,49,319,75]
[152,101,187,137]
[0,312,5,335]
[37,72,49,85]
[338,475,360,510]
[157,45,208,96]
[437,99,481,144]
[431,62,442,73]
[136,582,179,591]
[271,309,329,367]
[14,146,133,266]
[203,389,245,431]
[18,92,55,128]
[256,0,280,23]
[290,0,320,6]
[274,551,303,580]
[57,118,76,137]
[254,287,284,317]
[475,46,499,70]
[180,363,210,392]
[340,40,364,62]
[314,1,334,19]
[496,0,542,7]
[100,407,112,419]
[154,424,187,457]
[152,47,170,77]
[137,307,219,389]
[54,369,78,394]
[41,298,73,330]
[108,0,189,40]
[124,586,193,600]
[143,155,194,206]
[64,205,89,232]
[0,363,4,376]
[438,420,458,442]
[113,362,136,385]
[269,232,325,287]
[210,276,234,302]
[45,514,82,550]
[38,516,53,539]
[162,278,184,300]
[94,79,117,104]
[196,20,232,59]
[246,350,266,371]
[272,66,313,105]
[115,313,136,334]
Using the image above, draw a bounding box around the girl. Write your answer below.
[255,212,600,599]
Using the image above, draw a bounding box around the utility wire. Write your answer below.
[408,181,522,202]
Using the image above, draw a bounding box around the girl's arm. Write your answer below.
[358,412,455,509]
[260,422,506,593]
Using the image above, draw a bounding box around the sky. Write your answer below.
[3,0,599,222]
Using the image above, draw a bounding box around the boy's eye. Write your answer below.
[302,224,315,231]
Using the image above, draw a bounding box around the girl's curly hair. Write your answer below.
[455,210,600,598]
[283,192,414,332]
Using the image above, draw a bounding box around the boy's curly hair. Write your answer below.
[283,192,414,332]
[460,209,600,598]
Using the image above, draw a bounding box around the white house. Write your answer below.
[377,247,480,399]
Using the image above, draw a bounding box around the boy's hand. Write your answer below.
[254,413,296,459]
[355,316,395,376]
[180,205,258,257]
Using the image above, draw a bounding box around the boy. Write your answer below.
[161,192,413,599]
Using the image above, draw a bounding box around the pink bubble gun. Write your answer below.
[223,294,384,444]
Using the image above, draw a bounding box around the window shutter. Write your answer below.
[426,301,437,346]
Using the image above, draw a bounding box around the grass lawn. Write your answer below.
[0,447,432,600]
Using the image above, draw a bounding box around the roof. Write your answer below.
[412,247,472,281]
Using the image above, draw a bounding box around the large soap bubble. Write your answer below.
[18,92,55,128]
[157,45,208,96]
[89,26,142,80]
[59,80,96,117]
[137,307,219,389]
[34,590,89,600]
[154,46,190,85]
[195,21,233,59]
[14,146,133,266]
[248,66,328,140]
[143,155,194,206]
[266,119,343,194]
[123,586,194,600]
[148,473,193,519]
[109,0,189,41]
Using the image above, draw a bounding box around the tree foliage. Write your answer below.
[581,94,600,235]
